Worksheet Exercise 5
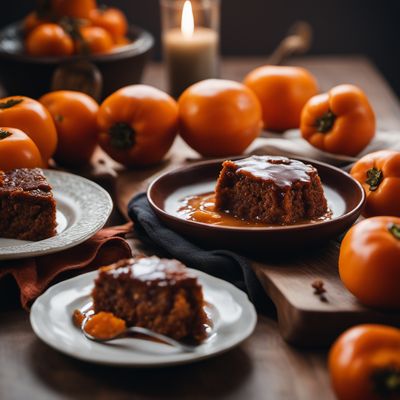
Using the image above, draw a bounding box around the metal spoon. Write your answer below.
[81,316,199,353]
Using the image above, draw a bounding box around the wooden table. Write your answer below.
[1,56,399,400]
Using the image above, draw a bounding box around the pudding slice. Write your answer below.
[215,156,328,225]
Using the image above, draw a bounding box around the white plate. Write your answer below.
[30,269,257,367]
[0,170,113,260]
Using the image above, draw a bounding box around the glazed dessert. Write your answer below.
[0,168,57,240]
[91,256,208,343]
[214,156,328,225]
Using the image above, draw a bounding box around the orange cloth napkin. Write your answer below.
[0,223,133,310]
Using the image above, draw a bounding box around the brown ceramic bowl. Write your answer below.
[0,22,154,99]
[148,157,366,253]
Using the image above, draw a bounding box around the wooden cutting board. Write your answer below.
[251,244,400,347]
[110,138,400,347]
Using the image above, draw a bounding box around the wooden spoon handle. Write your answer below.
[267,21,313,65]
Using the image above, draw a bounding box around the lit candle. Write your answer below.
[162,0,219,98]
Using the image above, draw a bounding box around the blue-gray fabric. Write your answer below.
[128,193,268,310]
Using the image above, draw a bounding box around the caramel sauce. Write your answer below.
[230,156,316,189]
[177,192,333,227]
[72,309,85,327]
[72,301,214,344]
[101,256,195,285]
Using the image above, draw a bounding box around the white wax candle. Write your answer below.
[163,27,219,97]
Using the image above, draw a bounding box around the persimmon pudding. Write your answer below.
[0,168,57,240]
[91,256,208,343]
[215,156,328,224]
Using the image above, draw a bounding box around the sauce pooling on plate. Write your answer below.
[177,192,332,227]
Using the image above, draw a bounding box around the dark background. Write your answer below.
[1,0,400,96]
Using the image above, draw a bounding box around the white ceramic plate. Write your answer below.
[0,169,113,260]
[30,269,257,367]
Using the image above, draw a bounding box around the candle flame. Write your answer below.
[181,0,194,38]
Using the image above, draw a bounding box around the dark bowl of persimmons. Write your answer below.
[0,0,154,100]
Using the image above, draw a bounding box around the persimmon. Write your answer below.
[23,12,44,33]
[77,26,114,54]
[114,36,130,48]
[51,0,97,19]
[329,324,400,400]
[244,66,318,132]
[98,85,179,167]
[39,90,99,167]
[89,7,128,42]
[350,150,400,217]
[339,216,400,309]
[0,127,43,170]
[0,96,57,163]
[178,79,262,157]
[301,84,376,156]
[26,23,74,57]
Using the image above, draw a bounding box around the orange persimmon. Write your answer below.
[0,127,43,170]
[339,216,400,309]
[23,12,45,33]
[0,96,57,163]
[114,36,130,48]
[51,0,97,19]
[244,65,318,132]
[178,79,262,157]
[77,26,114,54]
[39,90,99,167]
[25,23,74,57]
[350,150,400,217]
[25,22,74,56]
[300,84,376,156]
[98,85,179,167]
[89,7,128,42]
[329,324,400,400]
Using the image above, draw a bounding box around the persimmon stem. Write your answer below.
[0,129,11,140]
[109,122,135,149]
[98,4,108,12]
[388,223,400,240]
[366,167,383,191]
[0,99,23,109]
[315,110,336,133]
[59,17,89,54]
[372,367,400,396]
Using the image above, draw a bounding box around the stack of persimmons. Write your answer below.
[24,0,129,56]
[1,61,400,400]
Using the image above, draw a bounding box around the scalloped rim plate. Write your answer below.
[0,170,113,260]
[30,269,257,367]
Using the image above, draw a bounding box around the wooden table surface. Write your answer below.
[1,56,400,400]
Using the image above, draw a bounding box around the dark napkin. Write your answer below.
[128,193,268,310]
[0,223,133,310]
